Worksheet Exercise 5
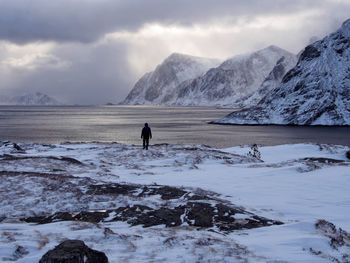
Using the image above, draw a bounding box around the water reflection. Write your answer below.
[0,105,349,147]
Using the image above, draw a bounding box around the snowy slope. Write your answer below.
[216,19,350,125]
[122,53,220,105]
[8,92,60,105]
[0,141,349,262]
[172,46,296,107]
[237,54,297,107]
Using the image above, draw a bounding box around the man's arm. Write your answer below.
[150,128,152,139]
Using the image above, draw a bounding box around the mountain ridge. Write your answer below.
[122,53,221,105]
[215,19,350,125]
[171,45,296,107]
[122,46,296,107]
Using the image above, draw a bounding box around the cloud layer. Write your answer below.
[0,0,349,104]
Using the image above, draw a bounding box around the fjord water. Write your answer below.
[0,105,349,148]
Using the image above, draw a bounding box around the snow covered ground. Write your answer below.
[0,141,349,262]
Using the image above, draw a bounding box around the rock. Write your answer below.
[131,206,185,227]
[24,212,75,224]
[22,182,283,233]
[346,150,350,160]
[299,45,321,61]
[186,202,214,227]
[314,219,350,251]
[13,143,24,152]
[39,240,108,263]
[139,185,186,200]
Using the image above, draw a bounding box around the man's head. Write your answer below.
[144,123,148,127]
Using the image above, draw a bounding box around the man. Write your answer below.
[141,123,152,150]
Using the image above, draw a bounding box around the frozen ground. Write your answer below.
[0,141,349,262]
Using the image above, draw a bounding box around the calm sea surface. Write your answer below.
[0,105,349,148]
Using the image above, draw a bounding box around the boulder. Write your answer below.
[346,150,350,160]
[39,240,108,263]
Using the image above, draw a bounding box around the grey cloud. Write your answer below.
[1,0,350,105]
[0,0,336,44]
[2,39,134,104]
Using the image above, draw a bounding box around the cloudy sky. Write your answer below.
[0,0,349,104]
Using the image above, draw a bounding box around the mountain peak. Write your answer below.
[165,52,187,61]
[264,45,283,51]
[164,52,219,65]
[122,53,220,105]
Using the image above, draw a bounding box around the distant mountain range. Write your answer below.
[122,46,296,108]
[1,92,60,105]
[215,18,350,125]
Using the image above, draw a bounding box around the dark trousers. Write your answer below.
[143,138,149,150]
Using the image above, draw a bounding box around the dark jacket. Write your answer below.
[141,125,152,139]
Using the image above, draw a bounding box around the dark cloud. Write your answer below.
[0,0,349,104]
[0,0,333,44]
[3,40,134,104]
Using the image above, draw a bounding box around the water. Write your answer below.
[0,105,349,148]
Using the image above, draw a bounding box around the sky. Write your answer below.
[0,0,349,104]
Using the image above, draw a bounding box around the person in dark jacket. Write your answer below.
[141,123,152,150]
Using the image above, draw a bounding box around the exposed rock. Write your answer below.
[130,206,185,227]
[24,183,283,233]
[215,18,350,125]
[86,183,139,196]
[302,157,344,164]
[346,150,350,159]
[2,245,30,261]
[13,245,29,260]
[39,240,108,263]
[299,45,321,61]
[309,219,350,263]
[12,143,24,152]
[23,212,75,224]
[139,185,187,200]
[186,202,214,227]
[0,141,25,153]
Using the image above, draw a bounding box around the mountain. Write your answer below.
[8,92,60,105]
[122,53,221,105]
[215,19,350,125]
[237,54,297,107]
[172,46,296,107]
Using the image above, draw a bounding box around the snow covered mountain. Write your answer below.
[172,46,296,107]
[237,54,297,107]
[122,53,220,105]
[215,19,350,126]
[8,92,60,105]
